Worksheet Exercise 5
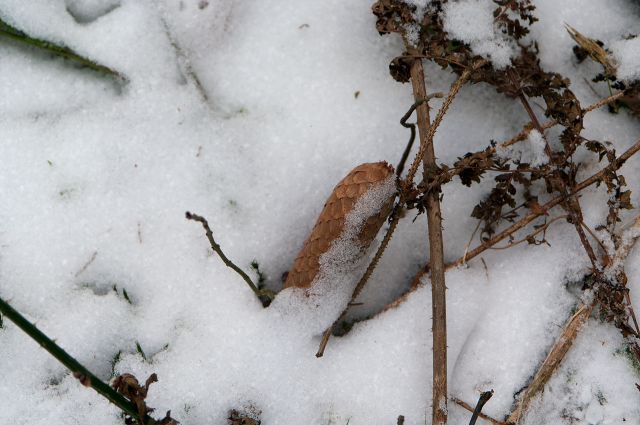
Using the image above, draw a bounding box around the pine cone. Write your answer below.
[284,162,395,289]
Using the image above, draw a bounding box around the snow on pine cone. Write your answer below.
[284,162,396,289]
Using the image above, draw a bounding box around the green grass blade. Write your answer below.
[0,16,123,79]
[0,297,142,420]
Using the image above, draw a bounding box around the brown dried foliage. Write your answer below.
[112,373,178,425]
[368,0,640,423]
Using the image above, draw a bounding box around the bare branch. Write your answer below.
[186,211,273,307]
[451,397,506,425]
[469,390,494,425]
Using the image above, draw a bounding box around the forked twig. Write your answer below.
[448,138,640,270]
[186,211,273,307]
[452,396,505,425]
[469,390,495,425]
[403,59,488,186]
[499,92,625,149]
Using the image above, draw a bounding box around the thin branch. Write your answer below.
[0,297,141,419]
[315,208,402,357]
[408,55,448,425]
[186,211,273,307]
[506,303,594,424]
[403,59,488,186]
[447,138,640,270]
[487,215,568,250]
[397,95,445,177]
[75,251,98,277]
[451,397,506,425]
[461,221,482,265]
[499,92,625,149]
[469,390,494,425]
[580,221,607,254]
[516,86,600,272]
[507,213,640,423]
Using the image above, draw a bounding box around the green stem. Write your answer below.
[0,17,122,79]
[0,297,143,420]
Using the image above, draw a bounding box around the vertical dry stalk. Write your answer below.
[409,57,448,425]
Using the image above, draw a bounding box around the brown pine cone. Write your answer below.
[284,162,395,289]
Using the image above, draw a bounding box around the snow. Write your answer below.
[0,0,639,424]
[612,36,640,81]
[443,0,517,69]
[527,130,549,167]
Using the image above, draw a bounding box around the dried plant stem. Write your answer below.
[402,139,640,289]
[186,211,273,307]
[315,209,402,357]
[517,92,600,271]
[451,397,506,425]
[507,214,640,423]
[0,297,141,420]
[404,59,487,186]
[416,92,626,192]
[500,91,625,149]
[317,58,487,361]
[506,302,594,424]
[448,138,640,270]
[487,215,568,250]
[408,56,448,425]
[469,390,495,425]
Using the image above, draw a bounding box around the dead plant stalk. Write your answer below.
[409,56,448,425]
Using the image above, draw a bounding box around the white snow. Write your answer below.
[612,36,640,81]
[0,0,639,424]
[527,130,549,167]
[443,0,517,69]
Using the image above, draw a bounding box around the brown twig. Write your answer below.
[451,397,506,425]
[469,390,494,425]
[487,215,568,250]
[506,302,594,424]
[400,139,640,288]
[75,251,98,277]
[506,213,640,423]
[315,207,403,357]
[316,60,486,359]
[185,211,273,307]
[500,92,625,149]
[448,138,640,270]
[403,59,488,186]
[407,54,449,425]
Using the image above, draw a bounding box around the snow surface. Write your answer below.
[0,0,639,424]
[443,0,517,69]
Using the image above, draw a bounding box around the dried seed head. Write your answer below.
[284,162,395,289]
[566,24,617,76]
